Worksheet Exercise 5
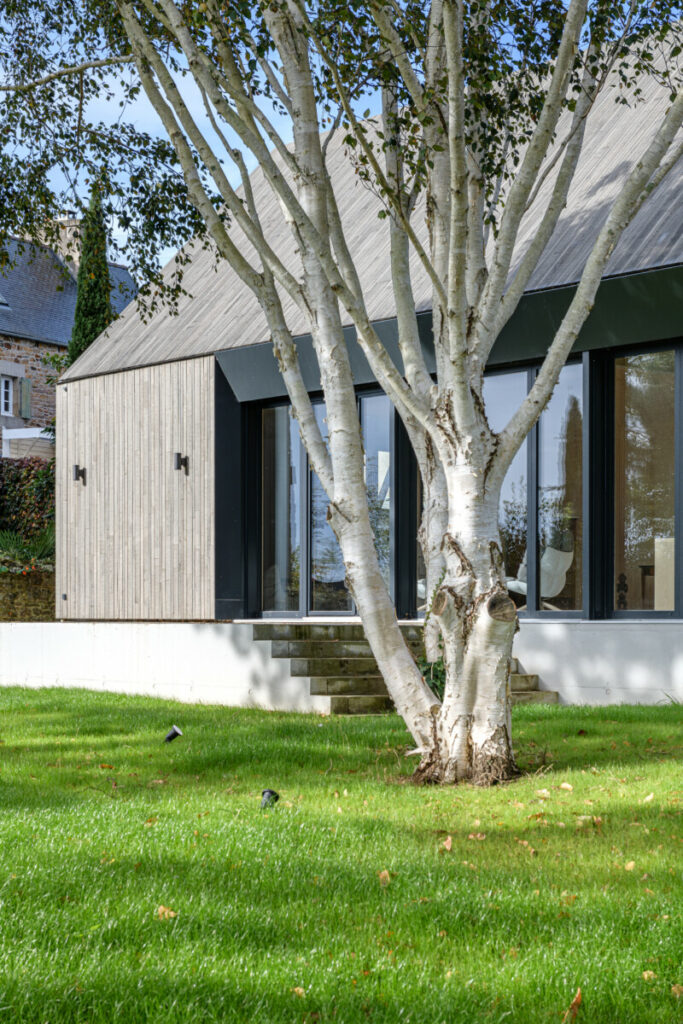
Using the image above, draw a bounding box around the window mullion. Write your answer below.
[526,368,539,615]
[675,347,683,616]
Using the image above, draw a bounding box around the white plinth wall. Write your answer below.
[0,622,328,713]
[0,619,682,708]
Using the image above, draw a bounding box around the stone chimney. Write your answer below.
[53,213,82,276]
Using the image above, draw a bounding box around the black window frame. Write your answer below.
[251,385,400,619]
[247,338,683,622]
[596,339,683,620]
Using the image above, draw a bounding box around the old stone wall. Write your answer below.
[0,334,61,430]
[0,571,55,622]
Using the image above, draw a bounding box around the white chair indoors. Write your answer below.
[506,546,574,611]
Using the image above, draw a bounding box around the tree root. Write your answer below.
[411,726,519,786]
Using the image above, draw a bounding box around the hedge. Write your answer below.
[0,457,55,538]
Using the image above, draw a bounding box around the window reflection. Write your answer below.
[261,407,301,611]
[362,394,392,593]
[537,363,583,611]
[614,351,675,611]
[310,404,352,612]
[483,371,528,581]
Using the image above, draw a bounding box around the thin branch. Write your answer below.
[483,42,601,356]
[0,55,135,91]
[291,0,448,312]
[443,0,469,362]
[492,89,683,488]
[477,0,589,331]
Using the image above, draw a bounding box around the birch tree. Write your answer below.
[2,0,681,782]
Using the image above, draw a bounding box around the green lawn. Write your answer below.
[0,688,681,1024]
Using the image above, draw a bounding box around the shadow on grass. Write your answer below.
[0,690,680,817]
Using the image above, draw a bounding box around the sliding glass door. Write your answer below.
[261,393,393,615]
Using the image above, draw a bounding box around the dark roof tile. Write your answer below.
[0,238,136,347]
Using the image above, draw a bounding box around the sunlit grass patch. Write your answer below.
[0,688,680,1023]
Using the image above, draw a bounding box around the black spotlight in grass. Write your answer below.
[261,789,279,809]
[164,725,183,743]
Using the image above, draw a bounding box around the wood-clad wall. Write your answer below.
[55,357,215,620]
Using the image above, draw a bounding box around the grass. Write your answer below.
[0,689,680,1024]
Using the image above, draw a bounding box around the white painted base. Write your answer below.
[516,619,683,704]
[1,619,681,709]
[0,622,329,714]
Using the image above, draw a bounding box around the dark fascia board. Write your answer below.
[216,264,683,401]
[215,313,434,402]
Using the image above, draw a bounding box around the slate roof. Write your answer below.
[62,70,683,383]
[0,237,136,347]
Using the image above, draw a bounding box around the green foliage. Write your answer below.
[0,456,55,539]
[6,523,55,561]
[67,184,115,365]
[417,651,446,701]
[0,1,679,316]
[0,692,681,1023]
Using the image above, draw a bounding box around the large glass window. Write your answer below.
[614,351,675,612]
[537,363,583,611]
[261,406,301,611]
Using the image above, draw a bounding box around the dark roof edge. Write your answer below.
[0,327,67,348]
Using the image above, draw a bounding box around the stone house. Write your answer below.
[0,227,135,458]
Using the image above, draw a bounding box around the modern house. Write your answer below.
[47,74,683,709]
[0,228,135,458]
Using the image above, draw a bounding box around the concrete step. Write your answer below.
[510,657,520,673]
[252,623,423,643]
[290,657,379,677]
[510,672,540,692]
[510,690,559,705]
[270,639,422,659]
[330,695,394,715]
[310,676,388,697]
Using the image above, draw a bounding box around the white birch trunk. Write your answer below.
[415,463,518,784]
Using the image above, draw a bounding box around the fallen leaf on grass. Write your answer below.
[560,783,573,791]
[625,861,635,871]
[99,764,115,770]
[441,835,453,852]
[291,986,305,998]
[378,870,391,887]
[144,817,158,827]
[643,793,654,803]
[515,838,537,856]
[157,905,176,920]
[671,985,683,998]
[468,833,486,841]
[561,987,582,1022]
[536,789,550,799]
[642,971,657,981]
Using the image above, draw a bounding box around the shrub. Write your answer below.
[0,525,55,564]
[0,457,55,538]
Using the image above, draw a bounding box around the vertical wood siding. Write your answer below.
[55,357,215,620]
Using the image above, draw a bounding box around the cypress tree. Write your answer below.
[67,184,114,366]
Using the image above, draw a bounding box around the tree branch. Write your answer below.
[476,0,589,334]
[0,55,135,92]
[491,89,683,488]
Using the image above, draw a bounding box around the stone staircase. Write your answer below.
[252,622,559,714]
